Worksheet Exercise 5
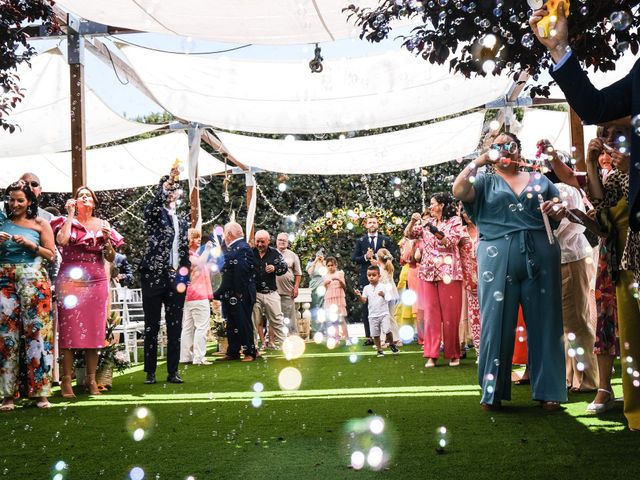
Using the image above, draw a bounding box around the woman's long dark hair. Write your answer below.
[4,182,38,219]
[431,192,457,221]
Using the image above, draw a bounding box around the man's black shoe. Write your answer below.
[363,338,375,346]
[144,373,156,384]
[167,373,184,384]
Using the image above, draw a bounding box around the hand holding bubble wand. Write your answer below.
[538,193,555,245]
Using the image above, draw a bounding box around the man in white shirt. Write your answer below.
[275,232,302,335]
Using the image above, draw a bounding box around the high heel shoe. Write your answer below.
[60,375,76,399]
[85,374,102,395]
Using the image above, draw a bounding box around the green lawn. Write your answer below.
[1,342,638,479]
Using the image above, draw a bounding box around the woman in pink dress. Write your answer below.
[51,187,124,397]
[322,256,349,343]
[458,205,481,359]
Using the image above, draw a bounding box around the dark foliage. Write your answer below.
[0,0,59,132]
[345,0,638,97]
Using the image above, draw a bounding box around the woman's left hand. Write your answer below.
[540,200,566,221]
[101,221,111,240]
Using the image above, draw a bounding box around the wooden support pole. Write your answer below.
[569,107,586,172]
[68,30,87,192]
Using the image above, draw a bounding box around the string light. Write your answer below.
[255,179,300,220]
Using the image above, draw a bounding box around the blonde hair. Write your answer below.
[188,228,201,243]
[377,248,394,276]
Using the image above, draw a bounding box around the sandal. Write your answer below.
[36,400,52,409]
[60,375,76,399]
[514,378,530,385]
[586,389,615,414]
[481,401,502,412]
[540,401,562,412]
[0,402,15,412]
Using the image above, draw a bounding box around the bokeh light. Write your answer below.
[278,367,302,391]
[126,407,155,442]
[343,416,395,471]
[282,335,305,360]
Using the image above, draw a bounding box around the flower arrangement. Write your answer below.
[99,313,131,374]
[213,317,227,338]
[293,205,405,264]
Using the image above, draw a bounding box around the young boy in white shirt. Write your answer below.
[354,265,399,357]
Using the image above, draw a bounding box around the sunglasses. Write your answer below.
[489,142,517,154]
[26,181,40,188]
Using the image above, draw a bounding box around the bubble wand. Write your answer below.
[538,193,555,245]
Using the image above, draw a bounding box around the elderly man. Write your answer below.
[0,173,53,220]
[252,230,288,349]
[213,222,258,362]
[275,232,302,336]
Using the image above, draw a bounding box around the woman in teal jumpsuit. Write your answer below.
[453,132,567,410]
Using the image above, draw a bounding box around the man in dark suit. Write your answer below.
[529,2,639,232]
[140,169,190,385]
[351,215,398,344]
[213,222,258,362]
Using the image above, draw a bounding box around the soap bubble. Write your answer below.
[493,291,504,302]
[481,271,495,283]
[521,33,534,48]
[631,115,640,136]
[486,246,499,257]
[610,10,631,30]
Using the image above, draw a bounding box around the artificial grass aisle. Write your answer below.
[1,343,638,479]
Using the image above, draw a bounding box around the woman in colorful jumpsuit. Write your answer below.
[0,181,56,411]
[453,132,567,411]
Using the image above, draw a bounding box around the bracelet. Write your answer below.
[32,244,39,252]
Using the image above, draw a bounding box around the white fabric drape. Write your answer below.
[187,125,204,229]
[245,172,257,241]
[0,48,161,157]
[56,0,413,45]
[517,109,597,161]
[214,112,485,175]
[118,45,511,134]
[0,132,225,192]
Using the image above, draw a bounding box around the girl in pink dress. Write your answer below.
[51,187,124,397]
[322,257,349,344]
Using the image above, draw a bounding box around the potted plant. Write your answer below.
[213,317,228,354]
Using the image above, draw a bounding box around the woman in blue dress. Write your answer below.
[453,132,567,411]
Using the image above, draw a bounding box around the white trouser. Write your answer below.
[180,299,211,363]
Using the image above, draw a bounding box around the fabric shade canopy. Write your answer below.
[0,48,161,157]
[214,112,485,175]
[517,109,597,161]
[119,44,512,134]
[0,132,226,192]
[55,0,411,45]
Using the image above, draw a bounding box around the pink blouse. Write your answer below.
[414,217,464,283]
[458,226,478,293]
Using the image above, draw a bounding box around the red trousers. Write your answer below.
[422,280,463,360]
